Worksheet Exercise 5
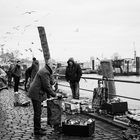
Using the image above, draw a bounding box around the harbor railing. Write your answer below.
[56,74,140,102]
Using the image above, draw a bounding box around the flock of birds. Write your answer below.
[0,9,79,55]
[0,10,43,54]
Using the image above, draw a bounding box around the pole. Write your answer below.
[100,60,116,99]
[136,57,140,75]
[37,26,50,63]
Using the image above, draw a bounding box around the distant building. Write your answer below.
[112,58,136,74]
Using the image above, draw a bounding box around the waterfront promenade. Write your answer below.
[0,87,124,140]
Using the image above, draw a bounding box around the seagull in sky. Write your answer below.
[74,28,79,32]
[38,48,43,52]
[5,32,11,34]
[23,24,32,31]
[25,24,31,28]
[28,48,32,52]
[13,26,20,30]
[22,11,36,15]
[34,20,39,22]
[0,44,5,47]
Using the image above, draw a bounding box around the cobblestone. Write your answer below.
[0,88,123,140]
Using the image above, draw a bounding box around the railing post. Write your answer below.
[100,60,116,99]
[136,57,140,75]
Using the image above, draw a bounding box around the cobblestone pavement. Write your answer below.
[0,88,123,140]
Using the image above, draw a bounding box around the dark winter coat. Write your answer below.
[65,59,82,82]
[24,66,32,91]
[28,64,56,102]
[30,59,39,82]
[12,65,21,78]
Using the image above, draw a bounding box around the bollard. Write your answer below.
[90,57,95,70]
[100,60,116,99]
[136,57,140,75]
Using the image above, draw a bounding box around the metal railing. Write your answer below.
[56,74,140,102]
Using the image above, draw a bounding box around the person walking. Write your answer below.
[30,57,39,83]
[12,60,22,93]
[7,63,15,88]
[24,66,32,92]
[65,57,82,99]
[28,60,57,136]
[12,60,22,105]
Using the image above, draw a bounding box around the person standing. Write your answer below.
[28,60,57,136]
[24,66,32,92]
[30,57,39,83]
[7,63,15,88]
[12,60,22,93]
[12,60,22,105]
[65,57,82,99]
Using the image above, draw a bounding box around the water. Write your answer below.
[59,74,140,110]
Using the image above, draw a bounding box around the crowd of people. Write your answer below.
[0,56,82,136]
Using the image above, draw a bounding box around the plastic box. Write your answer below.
[104,102,128,115]
[62,120,95,137]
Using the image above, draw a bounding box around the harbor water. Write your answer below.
[59,74,140,110]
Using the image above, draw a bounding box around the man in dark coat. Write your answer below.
[24,66,32,92]
[65,57,82,99]
[30,57,39,83]
[7,63,15,88]
[12,60,22,93]
[28,61,56,136]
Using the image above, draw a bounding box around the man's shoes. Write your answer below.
[73,97,79,99]
[34,129,46,136]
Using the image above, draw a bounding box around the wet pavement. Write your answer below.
[0,88,124,140]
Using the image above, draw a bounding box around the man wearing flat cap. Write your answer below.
[28,59,56,136]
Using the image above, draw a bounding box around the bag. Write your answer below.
[47,98,62,126]
[14,92,30,107]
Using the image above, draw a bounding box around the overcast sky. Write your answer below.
[0,0,140,62]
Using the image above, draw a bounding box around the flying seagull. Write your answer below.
[0,44,5,47]
[13,26,20,30]
[22,11,36,15]
[28,48,32,52]
[5,32,12,34]
[23,24,31,31]
[74,28,79,32]
[34,20,39,22]
[38,48,43,52]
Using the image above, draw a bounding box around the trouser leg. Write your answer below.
[70,82,75,98]
[75,82,79,99]
[14,76,20,92]
[70,82,79,99]
[31,99,42,131]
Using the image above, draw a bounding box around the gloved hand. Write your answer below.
[56,93,62,99]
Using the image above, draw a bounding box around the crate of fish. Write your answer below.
[62,114,95,137]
